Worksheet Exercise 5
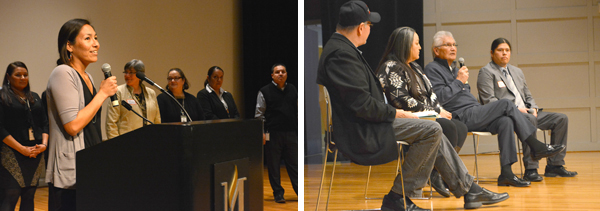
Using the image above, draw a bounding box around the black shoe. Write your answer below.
[429,170,450,197]
[545,165,578,177]
[531,144,565,160]
[523,169,543,182]
[274,194,285,203]
[381,190,430,211]
[497,175,531,187]
[464,187,509,209]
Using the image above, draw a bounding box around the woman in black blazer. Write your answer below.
[196,66,239,119]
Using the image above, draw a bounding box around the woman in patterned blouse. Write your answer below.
[375,27,468,197]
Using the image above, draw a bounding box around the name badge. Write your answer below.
[497,81,506,88]
[29,128,35,141]
[126,99,137,105]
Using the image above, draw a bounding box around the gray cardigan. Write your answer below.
[46,64,93,189]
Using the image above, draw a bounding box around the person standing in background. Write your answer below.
[196,66,240,119]
[105,59,161,139]
[255,63,298,203]
[0,61,48,211]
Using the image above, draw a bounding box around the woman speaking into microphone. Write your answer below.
[45,19,117,210]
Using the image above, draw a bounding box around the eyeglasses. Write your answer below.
[436,43,458,48]
[167,77,182,81]
[123,71,137,75]
[363,21,373,27]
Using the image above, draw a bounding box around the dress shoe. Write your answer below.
[531,144,565,160]
[523,169,543,182]
[274,194,285,203]
[381,190,430,211]
[544,165,578,177]
[497,174,530,187]
[464,187,509,209]
[429,170,450,197]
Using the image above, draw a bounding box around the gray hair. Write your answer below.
[431,31,454,57]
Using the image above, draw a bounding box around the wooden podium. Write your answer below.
[77,119,263,211]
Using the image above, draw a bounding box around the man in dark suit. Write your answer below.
[424,31,566,188]
[316,1,509,210]
[477,38,577,182]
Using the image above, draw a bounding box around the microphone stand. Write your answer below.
[121,100,154,125]
[136,72,192,123]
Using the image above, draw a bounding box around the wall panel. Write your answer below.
[516,19,588,54]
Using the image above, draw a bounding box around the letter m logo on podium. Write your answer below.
[214,158,250,211]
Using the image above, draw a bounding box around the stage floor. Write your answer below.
[19,167,298,211]
[305,151,599,211]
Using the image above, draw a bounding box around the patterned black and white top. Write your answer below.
[377,60,442,114]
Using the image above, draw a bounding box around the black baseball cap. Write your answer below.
[338,1,381,27]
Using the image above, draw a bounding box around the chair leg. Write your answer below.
[315,133,331,211]
[325,149,338,211]
[398,143,406,210]
[364,166,376,199]
[517,135,524,177]
[473,134,479,184]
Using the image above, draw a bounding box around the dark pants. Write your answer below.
[48,183,76,211]
[265,130,298,197]
[521,111,569,169]
[456,99,537,166]
[0,187,37,211]
[436,118,468,151]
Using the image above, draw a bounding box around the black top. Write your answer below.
[0,91,48,146]
[157,91,206,123]
[316,33,397,165]
[77,73,102,148]
[196,89,240,120]
[259,83,298,132]
[424,57,479,117]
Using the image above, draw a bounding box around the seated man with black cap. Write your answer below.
[316,1,509,210]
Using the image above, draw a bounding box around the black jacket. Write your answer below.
[196,89,240,120]
[316,33,397,165]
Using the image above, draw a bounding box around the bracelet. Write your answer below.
[40,144,47,147]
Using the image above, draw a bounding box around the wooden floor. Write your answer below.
[305,151,600,211]
[18,167,298,211]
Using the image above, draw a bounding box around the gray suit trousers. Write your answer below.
[521,111,568,169]
[390,118,473,198]
[455,99,537,166]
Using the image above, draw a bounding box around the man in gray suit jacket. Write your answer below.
[477,38,577,182]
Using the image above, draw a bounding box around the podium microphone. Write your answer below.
[101,63,119,107]
[135,67,192,123]
[121,100,154,125]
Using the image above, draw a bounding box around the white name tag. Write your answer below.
[497,81,506,88]
[126,99,137,105]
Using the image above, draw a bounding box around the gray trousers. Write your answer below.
[390,118,473,198]
[522,111,568,169]
[456,99,537,166]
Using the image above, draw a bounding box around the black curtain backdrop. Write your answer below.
[320,0,424,70]
[241,1,298,119]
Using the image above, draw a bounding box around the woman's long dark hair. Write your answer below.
[1,61,34,106]
[376,27,421,98]
[204,66,224,87]
[57,19,93,66]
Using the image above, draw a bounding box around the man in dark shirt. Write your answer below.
[424,31,566,187]
[255,63,297,203]
[316,1,509,210]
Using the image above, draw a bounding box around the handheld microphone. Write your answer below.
[101,63,119,107]
[121,100,154,125]
[458,57,465,68]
